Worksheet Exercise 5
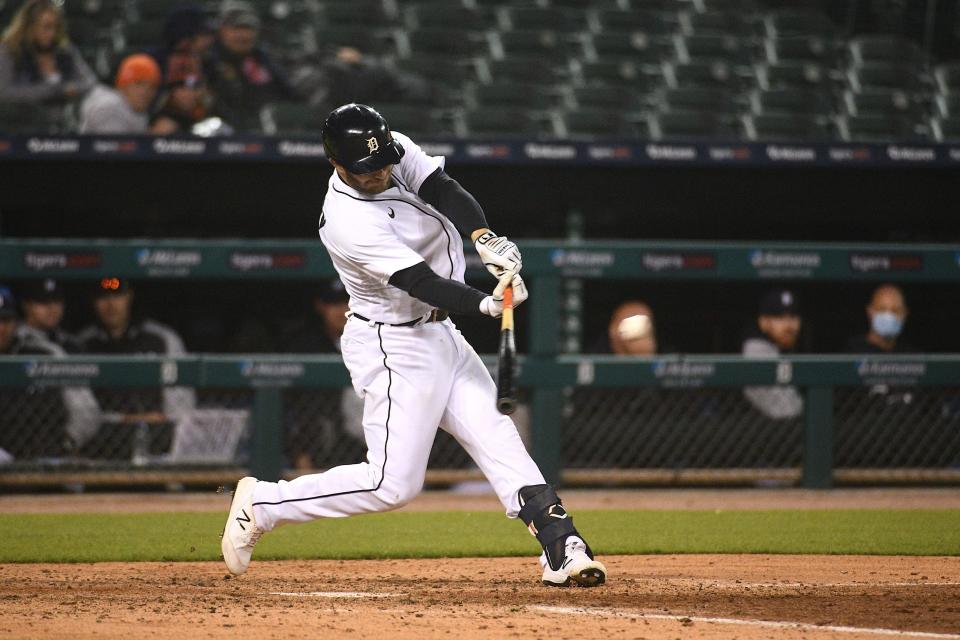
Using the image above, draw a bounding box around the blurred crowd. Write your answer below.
[0,0,429,136]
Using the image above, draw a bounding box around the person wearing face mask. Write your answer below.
[845,284,916,354]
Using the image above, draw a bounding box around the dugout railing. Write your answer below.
[1,238,959,489]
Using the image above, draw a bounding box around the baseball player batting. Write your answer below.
[222,103,606,588]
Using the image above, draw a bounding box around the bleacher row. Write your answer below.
[4,0,960,142]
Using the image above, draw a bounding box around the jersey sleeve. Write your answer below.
[391,131,445,194]
[324,206,425,286]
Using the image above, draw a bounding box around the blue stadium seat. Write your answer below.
[406,4,496,30]
[407,28,490,57]
[486,57,571,86]
[591,32,673,63]
[847,36,926,67]
[593,9,677,35]
[847,63,925,92]
[497,29,576,60]
[842,89,922,118]
[506,6,589,33]
[676,34,751,64]
[571,85,645,110]
[763,36,837,64]
[657,87,738,114]
[669,60,738,88]
[763,9,837,39]
[753,61,828,90]
[472,82,559,110]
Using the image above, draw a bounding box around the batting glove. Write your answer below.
[480,271,528,318]
[475,231,522,279]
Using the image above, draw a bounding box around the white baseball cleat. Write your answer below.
[540,536,607,587]
[221,476,263,575]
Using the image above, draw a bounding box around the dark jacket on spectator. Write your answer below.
[205,41,295,132]
[0,42,96,104]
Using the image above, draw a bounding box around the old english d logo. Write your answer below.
[366,137,379,153]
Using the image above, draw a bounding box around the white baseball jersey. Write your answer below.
[319,131,466,324]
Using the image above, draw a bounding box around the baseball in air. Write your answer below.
[617,314,652,341]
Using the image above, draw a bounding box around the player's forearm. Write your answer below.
[418,168,489,237]
[389,262,486,316]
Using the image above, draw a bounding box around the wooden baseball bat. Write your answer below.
[496,286,517,415]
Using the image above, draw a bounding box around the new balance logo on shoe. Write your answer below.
[236,508,251,531]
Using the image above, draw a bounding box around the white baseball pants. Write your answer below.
[251,317,545,531]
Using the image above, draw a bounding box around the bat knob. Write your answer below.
[496,397,516,415]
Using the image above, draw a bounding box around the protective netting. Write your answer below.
[0,382,958,479]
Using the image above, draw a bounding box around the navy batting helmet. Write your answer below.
[322,103,405,175]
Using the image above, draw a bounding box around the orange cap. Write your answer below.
[115,54,162,88]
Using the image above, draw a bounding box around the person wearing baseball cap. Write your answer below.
[79,54,162,133]
[18,279,83,353]
[741,288,804,420]
[204,0,295,132]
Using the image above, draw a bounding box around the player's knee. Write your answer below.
[376,476,423,509]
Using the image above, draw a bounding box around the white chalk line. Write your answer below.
[270,591,401,598]
[530,605,960,639]
[650,580,960,589]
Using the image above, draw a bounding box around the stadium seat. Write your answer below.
[497,30,575,60]
[754,61,828,89]
[847,63,925,92]
[313,27,397,56]
[395,55,480,89]
[462,107,556,138]
[472,82,559,109]
[931,116,960,141]
[407,28,490,57]
[506,6,588,33]
[742,113,831,141]
[694,0,760,12]
[842,89,921,118]
[933,63,960,94]
[578,60,661,89]
[676,34,750,64]
[657,87,738,114]
[836,114,925,142]
[679,11,756,37]
[406,4,496,30]
[571,85,644,110]
[848,36,926,67]
[934,93,960,118]
[651,110,736,140]
[65,0,124,24]
[593,9,676,35]
[669,60,737,87]
[749,88,832,115]
[763,9,837,38]
[486,57,570,86]
[763,36,837,64]
[561,108,642,139]
[122,21,165,50]
[591,32,673,63]
[320,1,395,27]
[367,103,457,138]
[268,102,324,136]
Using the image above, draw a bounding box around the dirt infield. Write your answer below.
[1,555,958,639]
[2,489,959,639]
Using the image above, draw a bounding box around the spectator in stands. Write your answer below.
[280,279,362,471]
[0,285,100,460]
[845,284,915,354]
[80,54,162,134]
[150,53,210,135]
[742,288,804,420]
[205,0,297,133]
[605,300,658,356]
[17,278,83,353]
[149,5,216,82]
[77,278,195,458]
[0,0,96,117]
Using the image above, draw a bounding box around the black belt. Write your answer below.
[351,309,449,327]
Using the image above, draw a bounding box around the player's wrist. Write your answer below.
[471,228,492,243]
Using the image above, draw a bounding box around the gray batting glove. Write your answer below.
[479,272,528,317]
[475,231,522,279]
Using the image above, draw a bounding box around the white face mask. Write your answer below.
[871,311,903,338]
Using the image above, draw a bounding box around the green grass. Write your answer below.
[2,510,958,563]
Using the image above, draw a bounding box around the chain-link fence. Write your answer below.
[1,370,959,486]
